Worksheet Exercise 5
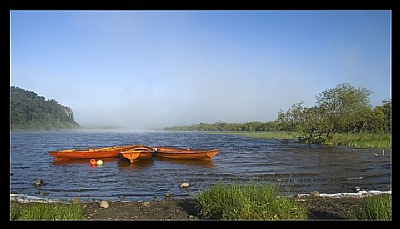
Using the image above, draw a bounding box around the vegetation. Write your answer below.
[323,132,391,149]
[195,182,308,220]
[349,194,392,221]
[165,83,391,148]
[10,86,81,130]
[10,201,85,220]
[225,131,390,149]
[277,83,391,145]
[9,186,391,221]
[227,131,299,140]
[165,120,281,132]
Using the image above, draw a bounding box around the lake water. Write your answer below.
[10,130,392,202]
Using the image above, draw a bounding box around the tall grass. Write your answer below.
[235,131,298,140]
[10,201,85,220]
[195,182,308,220]
[349,194,392,221]
[218,131,391,149]
[325,133,391,149]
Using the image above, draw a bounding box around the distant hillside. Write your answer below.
[10,86,81,130]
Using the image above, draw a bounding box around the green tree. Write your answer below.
[276,83,387,144]
[315,83,373,133]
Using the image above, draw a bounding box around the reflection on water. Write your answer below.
[155,157,215,168]
[10,131,391,202]
[117,158,154,169]
[51,157,118,166]
[117,157,214,170]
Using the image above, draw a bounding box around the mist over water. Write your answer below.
[10,130,391,202]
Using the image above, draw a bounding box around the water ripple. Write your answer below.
[10,131,392,201]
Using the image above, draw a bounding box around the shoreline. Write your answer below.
[10,190,392,204]
[10,191,392,221]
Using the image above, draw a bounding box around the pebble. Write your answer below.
[164,192,172,197]
[143,201,151,207]
[179,182,190,188]
[33,179,44,186]
[99,200,109,208]
[73,198,81,204]
[309,191,320,197]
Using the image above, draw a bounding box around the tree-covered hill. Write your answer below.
[10,86,81,130]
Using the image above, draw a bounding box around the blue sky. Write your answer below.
[10,10,391,129]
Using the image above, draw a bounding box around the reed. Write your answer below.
[10,201,85,220]
[325,133,391,149]
[219,131,391,149]
[195,181,308,220]
[349,194,392,221]
[236,131,298,140]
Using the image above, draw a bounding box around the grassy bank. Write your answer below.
[196,182,392,221]
[349,194,392,220]
[195,182,308,220]
[214,131,391,149]
[10,191,392,221]
[323,133,391,149]
[10,201,85,220]
[214,131,298,140]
